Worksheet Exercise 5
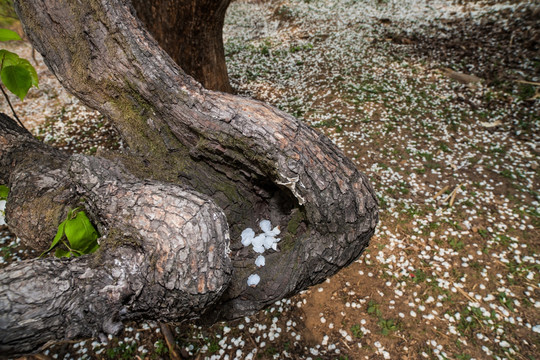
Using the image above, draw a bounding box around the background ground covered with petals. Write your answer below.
[1,0,538,359]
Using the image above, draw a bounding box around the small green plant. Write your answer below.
[477,229,488,238]
[495,234,511,246]
[411,269,427,284]
[438,142,451,153]
[41,208,100,258]
[448,237,465,251]
[351,324,364,338]
[1,241,17,261]
[378,318,399,335]
[107,343,136,360]
[0,184,8,201]
[417,151,434,161]
[0,185,8,218]
[367,300,382,317]
[154,339,168,356]
[207,337,220,354]
[265,345,279,356]
[457,306,492,336]
[498,292,514,312]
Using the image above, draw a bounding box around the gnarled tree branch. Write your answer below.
[0,0,378,354]
[0,114,232,355]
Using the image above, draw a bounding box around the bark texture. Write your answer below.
[0,114,232,354]
[1,0,378,354]
[132,0,233,92]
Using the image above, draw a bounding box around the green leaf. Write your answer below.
[54,248,72,258]
[0,50,39,92]
[82,241,100,254]
[0,29,21,42]
[40,220,67,257]
[64,211,99,254]
[0,185,8,201]
[17,58,38,87]
[39,220,66,257]
[70,248,83,257]
[0,49,21,68]
[1,64,32,100]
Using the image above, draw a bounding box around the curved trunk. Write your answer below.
[132,0,233,92]
[1,0,378,354]
[0,114,232,354]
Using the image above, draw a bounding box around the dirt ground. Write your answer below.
[1,0,539,359]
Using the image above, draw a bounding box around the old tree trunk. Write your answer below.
[132,0,233,93]
[0,0,378,355]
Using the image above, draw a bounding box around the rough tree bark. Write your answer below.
[0,0,378,355]
[0,114,232,353]
[132,0,233,92]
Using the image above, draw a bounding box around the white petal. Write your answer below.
[267,226,281,236]
[263,235,275,249]
[241,228,255,247]
[241,228,255,244]
[259,219,272,233]
[252,234,265,248]
[247,274,260,287]
[253,244,265,254]
[255,255,265,267]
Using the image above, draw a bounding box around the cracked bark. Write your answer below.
[1,0,378,354]
[0,114,231,354]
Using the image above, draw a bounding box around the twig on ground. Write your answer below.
[515,80,540,86]
[441,184,461,206]
[245,332,259,358]
[449,186,459,207]
[159,322,182,360]
[432,186,449,200]
[340,339,352,350]
[455,286,505,319]
[433,329,449,339]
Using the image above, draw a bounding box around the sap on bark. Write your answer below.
[0,0,378,355]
